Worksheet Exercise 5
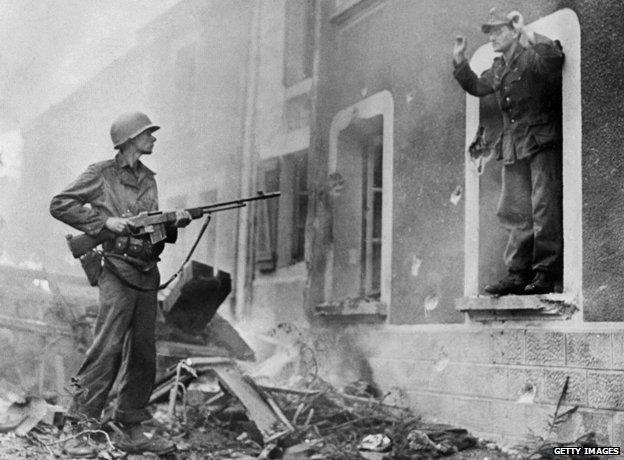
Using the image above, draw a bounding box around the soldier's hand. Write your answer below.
[105,217,133,234]
[507,11,524,30]
[453,36,467,64]
[174,210,192,228]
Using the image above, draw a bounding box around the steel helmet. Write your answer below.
[110,112,160,148]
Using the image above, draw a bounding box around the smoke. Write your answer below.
[0,0,181,128]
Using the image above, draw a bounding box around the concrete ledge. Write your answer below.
[456,294,578,321]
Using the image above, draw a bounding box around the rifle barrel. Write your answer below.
[197,192,280,212]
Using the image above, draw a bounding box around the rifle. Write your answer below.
[66,191,280,259]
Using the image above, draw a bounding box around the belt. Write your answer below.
[103,236,156,262]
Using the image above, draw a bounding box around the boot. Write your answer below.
[62,418,99,459]
[113,422,176,455]
[524,272,555,295]
[484,272,531,296]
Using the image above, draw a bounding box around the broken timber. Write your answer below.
[152,357,294,443]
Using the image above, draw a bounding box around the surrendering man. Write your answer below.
[453,9,564,295]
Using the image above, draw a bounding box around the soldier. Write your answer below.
[453,9,564,295]
[50,112,191,456]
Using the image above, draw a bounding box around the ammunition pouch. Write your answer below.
[80,250,103,286]
[103,236,156,261]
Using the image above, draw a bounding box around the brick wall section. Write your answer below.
[353,327,624,445]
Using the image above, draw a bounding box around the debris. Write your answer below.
[358,433,392,452]
[210,362,294,442]
[159,262,231,334]
[283,440,323,459]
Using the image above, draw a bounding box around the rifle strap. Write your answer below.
[102,215,212,292]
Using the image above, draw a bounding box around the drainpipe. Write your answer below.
[235,0,262,320]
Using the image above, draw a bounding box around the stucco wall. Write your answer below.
[311,0,562,325]
[564,0,624,321]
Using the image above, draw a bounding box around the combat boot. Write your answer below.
[524,272,555,295]
[61,418,99,459]
[484,272,531,296]
[113,421,176,455]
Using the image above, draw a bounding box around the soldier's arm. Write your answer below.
[526,32,565,75]
[453,61,496,97]
[49,164,109,236]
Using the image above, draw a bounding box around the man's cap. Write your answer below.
[481,8,513,33]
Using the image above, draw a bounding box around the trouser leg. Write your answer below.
[530,148,563,278]
[113,270,159,424]
[68,268,137,420]
[496,159,533,275]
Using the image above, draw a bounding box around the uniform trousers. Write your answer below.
[496,146,563,279]
[67,264,159,424]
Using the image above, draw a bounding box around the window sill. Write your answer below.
[455,293,578,321]
[315,297,387,318]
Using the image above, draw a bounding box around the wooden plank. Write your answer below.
[210,362,294,442]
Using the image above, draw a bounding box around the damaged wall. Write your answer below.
[308,0,561,325]
[303,0,624,448]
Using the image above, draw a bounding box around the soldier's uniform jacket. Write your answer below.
[454,33,564,163]
[50,153,176,279]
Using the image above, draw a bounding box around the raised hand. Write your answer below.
[453,36,467,64]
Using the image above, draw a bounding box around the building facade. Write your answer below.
[11,0,624,446]
[301,0,624,446]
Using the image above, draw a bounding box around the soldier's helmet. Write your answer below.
[110,112,160,149]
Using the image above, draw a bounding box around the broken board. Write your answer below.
[197,360,294,443]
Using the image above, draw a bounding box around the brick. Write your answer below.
[508,367,543,403]
[542,369,587,405]
[504,402,554,438]
[611,333,624,369]
[489,329,525,365]
[429,363,507,399]
[566,333,612,369]
[525,332,565,366]
[587,371,624,410]
[368,357,431,391]
[366,331,430,361]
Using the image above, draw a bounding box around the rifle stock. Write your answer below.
[66,229,116,259]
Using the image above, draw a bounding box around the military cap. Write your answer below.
[481,8,513,33]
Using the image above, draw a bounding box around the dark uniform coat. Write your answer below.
[454,33,564,163]
[453,34,565,280]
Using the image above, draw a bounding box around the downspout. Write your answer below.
[235,0,262,320]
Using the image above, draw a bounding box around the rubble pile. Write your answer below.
[0,261,489,459]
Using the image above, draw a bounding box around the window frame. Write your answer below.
[322,90,394,314]
[460,9,582,318]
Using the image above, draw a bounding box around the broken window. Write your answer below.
[255,151,309,272]
[291,151,308,263]
[331,115,383,301]
[283,0,314,87]
[256,159,280,272]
